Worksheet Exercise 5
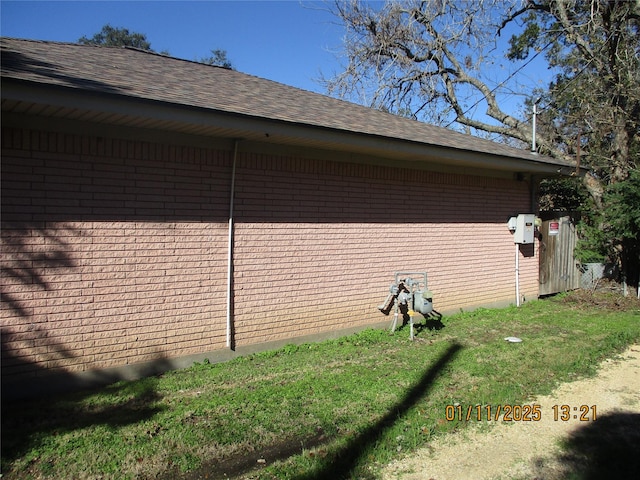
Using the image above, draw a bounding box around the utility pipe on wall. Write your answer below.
[515,243,521,307]
[226,140,239,349]
[531,101,538,154]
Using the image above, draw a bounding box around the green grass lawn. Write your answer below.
[2,291,639,480]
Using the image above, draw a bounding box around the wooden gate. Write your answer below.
[539,213,581,296]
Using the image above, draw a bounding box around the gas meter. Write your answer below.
[378,272,437,340]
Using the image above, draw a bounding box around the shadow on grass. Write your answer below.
[414,317,446,333]
[1,378,165,472]
[533,412,640,480]
[164,342,461,480]
[2,324,170,474]
[295,341,462,480]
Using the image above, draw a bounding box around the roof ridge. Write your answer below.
[1,36,83,48]
[119,44,235,72]
[1,37,236,71]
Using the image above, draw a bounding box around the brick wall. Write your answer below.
[1,128,232,381]
[232,152,538,346]
[1,127,538,383]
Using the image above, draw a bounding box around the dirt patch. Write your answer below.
[156,430,329,480]
[381,344,640,480]
[558,284,640,310]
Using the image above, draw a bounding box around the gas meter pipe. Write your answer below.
[394,272,428,285]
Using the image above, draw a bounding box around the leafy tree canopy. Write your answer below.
[78,24,234,69]
[78,24,152,50]
[199,49,234,69]
[506,0,639,184]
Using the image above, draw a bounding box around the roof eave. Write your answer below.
[1,78,580,176]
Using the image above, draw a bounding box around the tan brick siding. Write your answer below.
[1,127,538,382]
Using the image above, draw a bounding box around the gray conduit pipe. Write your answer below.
[226,140,239,349]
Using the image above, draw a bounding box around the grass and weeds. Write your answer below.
[2,290,640,479]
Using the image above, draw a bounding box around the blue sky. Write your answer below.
[1,0,344,94]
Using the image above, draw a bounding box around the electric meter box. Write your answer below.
[513,214,536,244]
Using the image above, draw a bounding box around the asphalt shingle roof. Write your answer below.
[1,37,573,168]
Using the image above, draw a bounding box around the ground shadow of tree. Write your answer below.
[294,342,462,480]
[2,324,169,475]
[2,321,176,476]
[1,374,166,473]
[532,412,640,480]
